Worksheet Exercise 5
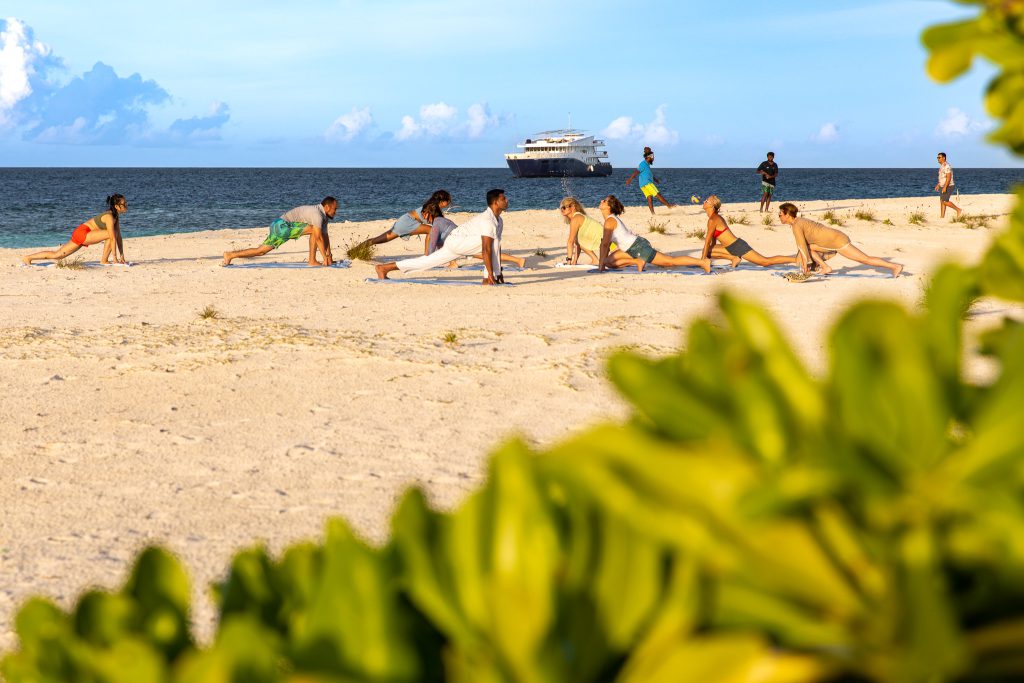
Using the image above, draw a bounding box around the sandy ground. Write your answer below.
[0,193,1019,648]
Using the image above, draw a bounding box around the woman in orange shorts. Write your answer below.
[22,194,128,266]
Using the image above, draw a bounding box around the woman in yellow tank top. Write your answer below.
[559,197,613,265]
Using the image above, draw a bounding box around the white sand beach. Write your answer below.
[0,194,1019,647]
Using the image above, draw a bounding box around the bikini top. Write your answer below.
[711,216,728,239]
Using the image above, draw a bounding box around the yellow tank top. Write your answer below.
[573,212,615,253]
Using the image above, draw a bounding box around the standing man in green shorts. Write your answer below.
[222,197,338,266]
[757,152,778,213]
[625,149,676,214]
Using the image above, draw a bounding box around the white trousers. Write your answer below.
[396,232,483,273]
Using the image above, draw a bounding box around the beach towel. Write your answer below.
[224,260,351,269]
[364,277,512,287]
[23,262,134,269]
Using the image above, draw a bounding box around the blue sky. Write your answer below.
[1,0,1020,167]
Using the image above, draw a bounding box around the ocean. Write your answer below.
[2,167,1021,249]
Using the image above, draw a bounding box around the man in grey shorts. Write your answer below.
[934,152,962,219]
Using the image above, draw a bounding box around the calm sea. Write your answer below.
[2,167,1021,248]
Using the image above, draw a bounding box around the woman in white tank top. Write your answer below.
[597,195,711,273]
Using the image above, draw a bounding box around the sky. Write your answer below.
[1,0,1021,168]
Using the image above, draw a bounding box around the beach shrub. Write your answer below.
[908,211,927,225]
[5,2,1024,681]
[883,218,895,226]
[198,305,220,320]
[822,209,844,226]
[346,241,376,261]
[854,209,876,222]
[762,214,774,226]
[726,213,750,225]
[647,218,668,234]
[685,228,704,239]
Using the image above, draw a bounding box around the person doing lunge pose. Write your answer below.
[222,197,337,266]
[777,202,903,278]
[376,189,509,285]
[700,195,797,268]
[22,195,128,266]
[351,190,452,256]
[598,195,710,273]
[560,196,615,265]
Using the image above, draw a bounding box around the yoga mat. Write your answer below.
[364,278,512,287]
[224,260,350,269]
[24,262,134,268]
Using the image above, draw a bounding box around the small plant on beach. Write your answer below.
[854,209,876,221]
[533,248,548,257]
[908,211,927,225]
[685,228,705,240]
[55,257,85,270]
[726,213,750,225]
[442,331,458,345]
[822,209,844,226]
[199,305,220,320]
[952,213,993,230]
[883,218,895,226]
[346,241,376,261]
[647,219,668,234]
[761,214,773,226]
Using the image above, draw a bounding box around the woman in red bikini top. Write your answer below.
[22,194,128,266]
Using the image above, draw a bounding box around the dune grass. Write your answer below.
[199,305,220,320]
[854,209,876,222]
[346,242,377,261]
[55,257,85,270]
[908,212,927,225]
[822,210,844,226]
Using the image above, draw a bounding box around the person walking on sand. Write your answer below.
[757,152,778,213]
[598,195,710,273]
[934,152,962,219]
[22,194,128,266]
[625,149,676,214]
[375,189,508,285]
[350,190,452,257]
[701,195,796,268]
[222,197,337,266]
[778,202,902,278]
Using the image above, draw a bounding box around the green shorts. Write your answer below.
[761,181,775,197]
[626,236,657,263]
[262,219,308,249]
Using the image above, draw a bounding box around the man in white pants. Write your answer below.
[375,189,509,285]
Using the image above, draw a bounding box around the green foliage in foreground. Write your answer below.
[5,2,1024,681]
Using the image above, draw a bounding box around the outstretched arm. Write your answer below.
[791,225,812,273]
[566,215,582,263]
[598,219,615,272]
[625,170,639,186]
[480,236,496,285]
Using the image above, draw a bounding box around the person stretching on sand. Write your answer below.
[625,150,676,214]
[351,190,451,256]
[22,194,128,266]
[376,189,508,285]
[777,202,902,278]
[934,152,962,219]
[598,195,710,273]
[701,195,796,268]
[560,196,616,265]
[222,197,337,266]
[424,204,526,269]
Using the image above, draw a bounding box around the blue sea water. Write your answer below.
[1,167,1022,249]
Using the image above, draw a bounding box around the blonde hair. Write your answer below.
[560,196,585,225]
[706,195,722,212]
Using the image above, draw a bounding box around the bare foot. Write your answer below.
[222,253,233,266]
[636,260,646,273]
[892,264,904,278]
[955,208,963,218]
[21,255,33,265]
[729,255,741,268]
[375,264,391,280]
[445,260,459,269]
[308,259,321,266]
[819,262,833,275]
[511,256,526,268]
[699,258,712,273]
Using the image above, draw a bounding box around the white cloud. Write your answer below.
[601,105,679,146]
[325,106,373,142]
[0,17,56,126]
[814,122,839,143]
[465,102,497,138]
[936,107,989,137]
[394,101,501,141]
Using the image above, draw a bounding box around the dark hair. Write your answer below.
[322,196,338,207]
[421,200,443,223]
[486,188,505,207]
[778,202,799,218]
[605,195,625,215]
[423,190,451,217]
[767,151,775,157]
[938,152,947,159]
[106,194,125,232]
